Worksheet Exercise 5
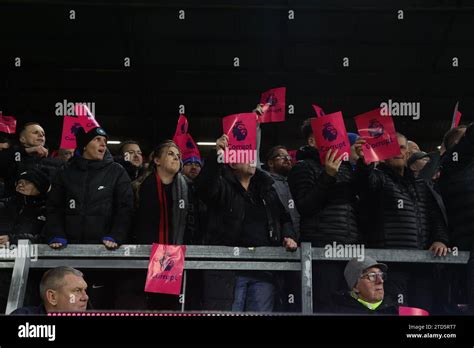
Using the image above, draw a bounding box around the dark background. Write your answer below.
[1,0,473,158]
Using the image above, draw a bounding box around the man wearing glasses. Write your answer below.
[334,257,398,315]
[265,146,299,239]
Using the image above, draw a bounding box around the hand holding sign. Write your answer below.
[216,134,229,152]
[325,149,346,177]
[354,138,367,160]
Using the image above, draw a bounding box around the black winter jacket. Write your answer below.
[437,124,474,249]
[0,145,62,198]
[134,172,188,245]
[356,161,449,249]
[196,150,295,246]
[4,193,47,244]
[332,291,398,315]
[44,151,133,244]
[287,146,360,246]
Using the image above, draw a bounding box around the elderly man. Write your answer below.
[334,257,398,314]
[11,266,89,314]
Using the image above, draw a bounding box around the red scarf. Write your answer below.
[155,173,169,244]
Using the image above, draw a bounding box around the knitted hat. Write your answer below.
[17,168,51,195]
[75,127,108,154]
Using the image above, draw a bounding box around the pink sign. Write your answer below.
[0,114,17,134]
[451,102,462,129]
[311,111,351,165]
[312,104,326,118]
[172,115,201,162]
[354,108,401,164]
[399,306,429,316]
[259,87,286,123]
[222,113,257,163]
[60,116,82,149]
[144,244,186,295]
[74,103,100,132]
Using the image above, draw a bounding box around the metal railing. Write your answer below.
[0,240,470,314]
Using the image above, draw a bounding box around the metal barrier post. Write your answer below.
[300,242,313,314]
[6,240,32,314]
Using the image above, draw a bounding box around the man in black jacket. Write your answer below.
[333,257,398,315]
[196,134,297,312]
[45,127,133,249]
[0,122,61,198]
[11,266,89,315]
[0,168,50,245]
[354,133,449,312]
[437,123,474,313]
[44,127,133,309]
[287,119,360,312]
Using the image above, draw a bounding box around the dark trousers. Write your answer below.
[232,273,276,312]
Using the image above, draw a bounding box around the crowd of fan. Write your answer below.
[0,112,473,315]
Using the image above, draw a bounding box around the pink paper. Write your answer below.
[144,244,186,295]
[354,108,401,164]
[172,115,201,162]
[222,113,257,164]
[312,104,326,118]
[399,306,429,316]
[259,87,286,123]
[311,111,351,165]
[74,103,100,132]
[60,116,82,149]
[0,115,17,134]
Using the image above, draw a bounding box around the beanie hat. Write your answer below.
[17,168,51,195]
[347,132,360,146]
[75,127,108,154]
[182,156,202,166]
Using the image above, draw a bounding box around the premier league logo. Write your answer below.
[368,119,384,138]
[70,122,82,135]
[232,120,248,141]
[186,138,195,149]
[265,93,278,106]
[159,253,175,271]
[322,122,338,142]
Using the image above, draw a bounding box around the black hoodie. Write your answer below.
[287,145,360,246]
[44,151,133,244]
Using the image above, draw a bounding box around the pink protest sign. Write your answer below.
[60,116,82,149]
[222,113,257,163]
[144,244,186,295]
[451,102,462,129]
[259,87,286,123]
[311,111,351,165]
[0,114,17,134]
[74,103,100,132]
[312,104,326,118]
[399,306,429,316]
[172,115,201,162]
[354,108,401,164]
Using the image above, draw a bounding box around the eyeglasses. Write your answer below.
[360,272,386,282]
[272,155,292,161]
